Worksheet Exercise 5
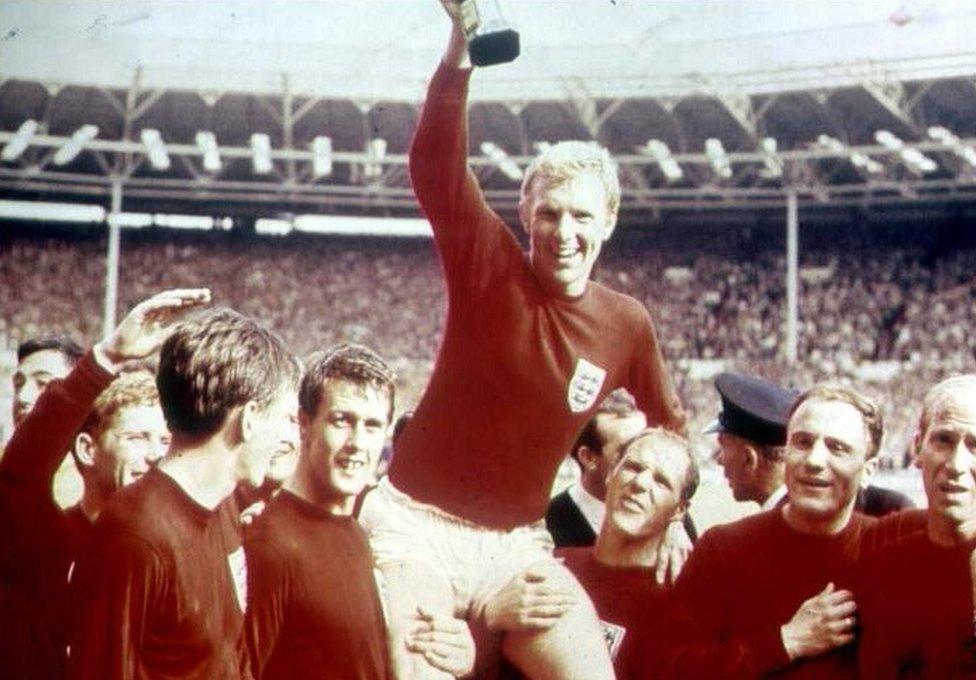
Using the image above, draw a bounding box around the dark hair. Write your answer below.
[299,343,395,423]
[157,307,298,439]
[571,389,639,462]
[619,427,700,503]
[788,384,884,460]
[17,335,84,366]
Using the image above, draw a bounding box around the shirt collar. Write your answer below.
[567,482,605,534]
[761,484,788,511]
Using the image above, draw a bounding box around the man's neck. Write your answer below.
[78,484,106,523]
[782,500,855,536]
[284,463,354,516]
[927,514,976,548]
[594,526,662,569]
[158,439,237,511]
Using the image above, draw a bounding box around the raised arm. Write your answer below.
[410,1,507,283]
[0,288,210,493]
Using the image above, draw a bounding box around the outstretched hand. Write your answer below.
[404,605,475,678]
[96,288,211,368]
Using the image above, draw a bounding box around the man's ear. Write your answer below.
[73,431,97,469]
[239,400,259,444]
[602,209,618,242]
[576,445,601,472]
[860,456,879,489]
[911,430,923,469]
[518,197,531,236]
[299,409,311,441]
[743,444,760,472]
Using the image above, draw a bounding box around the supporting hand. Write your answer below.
[484,561,577,632]
[405,605,476,678]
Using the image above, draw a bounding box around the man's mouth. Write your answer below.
[336,457,367,473]
[798,477,831,490]
[620,495,645,513]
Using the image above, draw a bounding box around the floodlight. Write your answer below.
[154,214,214,230]
[107,212,153,228]
[704,138,732,179]
[251,133,273,174]
[480,141,523,181]
[255,218,293,236]
[928,126,976,167]
[0,199,105,223]
[311,136,333,178]
[139,128,170,171]
[816,135,883,174]
[875,130,937,174]
[1,119,38,162]
[641,140,683,181]
[53,124,99,166]
[759,137,783,179]
[195,131,221,173]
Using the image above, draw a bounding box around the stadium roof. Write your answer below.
[3,1,976,101]
[4,0,976,221]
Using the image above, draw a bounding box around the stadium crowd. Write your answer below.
[2,231,972,466]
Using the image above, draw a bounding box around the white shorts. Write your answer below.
[358,477,555,620]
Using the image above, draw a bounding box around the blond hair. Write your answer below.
[520,141,621,217]
[81,371,160,438]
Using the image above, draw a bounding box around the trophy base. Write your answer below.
[469,29,520,67]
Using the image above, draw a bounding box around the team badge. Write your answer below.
[567,358,606,413]
[227,546,248,613]
[600,620,627,659]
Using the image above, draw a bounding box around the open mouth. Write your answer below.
[798,477,831,490]
[336,458,367,473]
[939,482,970,500]
[620,496,645,513]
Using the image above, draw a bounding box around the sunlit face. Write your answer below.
[93,403,170,491]
[784,398,871,531]
[715,432,759,503]
[588,411,647,500]
[916,391,976,541]
[521,172,615,298]
[237,386,300,488]
[301,379,390,512]
[604,433,689,540]
[13,349,73,426]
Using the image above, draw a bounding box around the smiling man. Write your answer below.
[69,370,170,526]
[358,2,685,679]
[859,375,976,677]
[245,344,472,680]
[666,384,883,679]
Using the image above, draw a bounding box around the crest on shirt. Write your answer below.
[227,546,248,613]
[600,620,626,660]
[567,358,606,413]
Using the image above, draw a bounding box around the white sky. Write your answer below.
[1,1,975,100]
